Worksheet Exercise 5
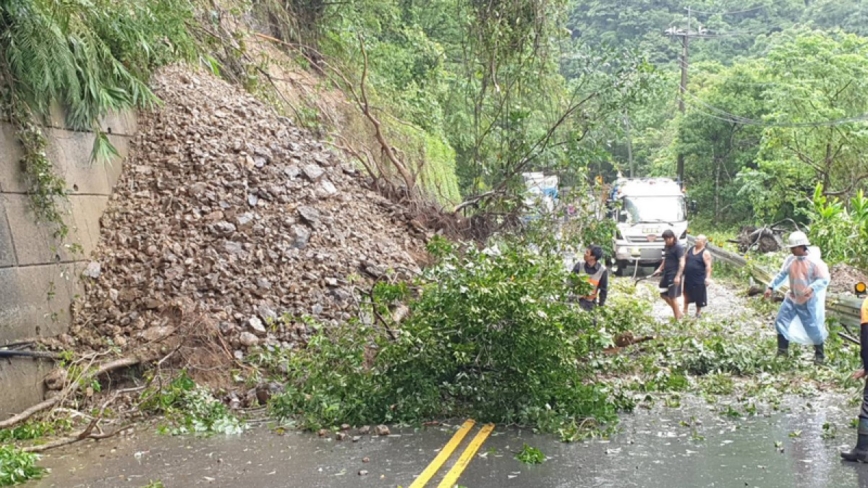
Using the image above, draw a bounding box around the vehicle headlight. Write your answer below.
[616,229,624,240]
[679,229,687,240]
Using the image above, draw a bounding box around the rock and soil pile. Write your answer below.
[829,263,868,295]
[69,66,427,359]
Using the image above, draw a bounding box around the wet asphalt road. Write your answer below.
[27,394,868,488]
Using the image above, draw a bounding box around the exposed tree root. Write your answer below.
[0,355,144,430]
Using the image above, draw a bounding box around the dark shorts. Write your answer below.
[659,274,681,299]
[684,281,707,307]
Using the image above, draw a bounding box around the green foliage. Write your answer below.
[141,482,165,488]
[566,0,868,226]
[295,0,656,207]
[0,446,43,486]
[579,218,618,262]
[0,0,200,234]
[677,61,766,224]
[757,29,868,215]
[515,443,546,464]
[270,239,629,434]
[1,0,198,129]
[0,419,72,443]
[676,336,783,376]
[807,183,868,267]
[140,372,245,436]
[382,117,461,205]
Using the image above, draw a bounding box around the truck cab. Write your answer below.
[608,178,690,275]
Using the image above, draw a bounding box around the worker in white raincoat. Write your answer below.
[763,231,830,364]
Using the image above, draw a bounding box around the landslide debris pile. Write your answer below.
[72,66,425,354]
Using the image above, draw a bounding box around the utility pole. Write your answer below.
[623,111,634,178]
[667,6,702,188]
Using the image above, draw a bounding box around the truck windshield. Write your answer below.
[623,196,685,223]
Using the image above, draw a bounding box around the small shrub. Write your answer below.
[807,183,868,268]
[0,419,71,443]
[141,372,245,436]
[515,443,546,464]
[0,445,43,486]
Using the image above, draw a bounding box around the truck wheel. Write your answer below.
[613,260,628,276]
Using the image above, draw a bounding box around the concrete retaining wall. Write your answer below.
[0,110,135,416]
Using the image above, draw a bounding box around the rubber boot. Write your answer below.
[813,344,825,365]
[776,334,789,357]
[841,420,868,462]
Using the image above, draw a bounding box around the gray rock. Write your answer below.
[139,326,175,342]
[283,166,300,179]
[291,226,311,249]
[248,316,267,336]
[302,164,325,181]
[213,221,237,235]
[224,241,243,255]
[239,332,260,347]
[320,180,338,195]
[331,288,353,302]
[248,194,259,206]
[314,153,330,166]
[189,182,208,197]
[297,206,320,227]
[256,278,272,289]
[357,425,371,435]
[236,212,255,230]
[257,305,278,323]
[365,264,387,278]
[83,261,102,279]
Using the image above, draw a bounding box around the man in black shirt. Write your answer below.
[651,229,685,320]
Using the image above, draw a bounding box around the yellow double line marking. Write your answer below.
[409,420,495,488]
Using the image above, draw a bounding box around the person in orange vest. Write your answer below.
[841,292,868,462]
[571,245,609,311]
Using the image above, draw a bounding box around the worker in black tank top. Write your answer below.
[683,235,713,318]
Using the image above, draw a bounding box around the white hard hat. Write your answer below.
[787,231,810,248]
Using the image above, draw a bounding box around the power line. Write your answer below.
[687,5,766,16]
[677,92,868,127]
[672,58,824,87]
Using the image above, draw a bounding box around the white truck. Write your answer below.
[608,177,692,275]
